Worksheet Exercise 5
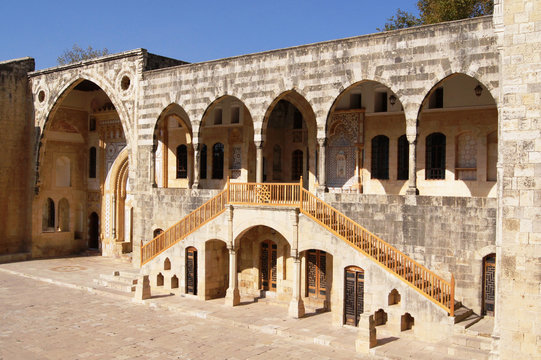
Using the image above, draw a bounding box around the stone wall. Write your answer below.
[321,192,496,314]
[494,0,541,358]
[0,58,35,256]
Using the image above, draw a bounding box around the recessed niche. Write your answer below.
[121,76,131,91]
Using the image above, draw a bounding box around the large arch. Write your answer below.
[416,73,498,197]
[152,103,194,188]
[323,80,407,195]
[198,95,256,188]
[261,90,317,189]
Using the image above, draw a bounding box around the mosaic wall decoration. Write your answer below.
[326,112,361,188]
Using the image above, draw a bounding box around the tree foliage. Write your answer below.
[379,0,493,31]
[57,44,110,65]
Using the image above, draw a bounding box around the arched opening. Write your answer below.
[388,289,401,306]
[157,272,164,287]
[170,275,179,289]
[418,73,497,197]
[204,239,229,299]
[236,226,291,300]
[263,92,317,190]
[153,104,193,188]
[153,228,164,238]
[186,246,198,295]
[344,265,364,326]
[482,253,496,316]
[164,257,171,271]
[88,212,99,249]
[374,308,388,326]
[198,96,255,189]
[325,81,405,194]
[401,312,415,331]
[42,198,55,232]
[34,78,128,257]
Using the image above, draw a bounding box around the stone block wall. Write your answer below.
[321,192,496,314]
[0,58,35,256]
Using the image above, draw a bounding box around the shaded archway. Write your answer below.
[324,81,406,195]
[198,96,255,189]
[88,212,99,249]
[32,79,128,258]
[417,73,497,197]
[262,91,317,190]
[152,104,194,188]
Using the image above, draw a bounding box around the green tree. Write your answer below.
[57,44,110,65]
[379,0,493,31]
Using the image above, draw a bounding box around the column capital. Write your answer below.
[317,138,327,147]
[255,140,264,149]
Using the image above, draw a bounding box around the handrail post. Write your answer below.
[450,274,455,317]
[299,176,303,211]
[226,176,230,204]
[140,240,143,267]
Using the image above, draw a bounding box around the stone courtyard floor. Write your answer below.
[0,255,491,359]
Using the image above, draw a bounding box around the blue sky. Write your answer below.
[1,0,418,70]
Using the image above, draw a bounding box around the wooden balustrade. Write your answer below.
[300,188,454,316]
[140,188,228,266]
[140,179,454,316]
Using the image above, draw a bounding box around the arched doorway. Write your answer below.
[88,212,99,249]
[306,249,328,299]
[344,266,364,326]
[260,240,277,292]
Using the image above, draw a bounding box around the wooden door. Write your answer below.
[483,254,495,316]
[307,250,327,298]
[186,247,198,295]
[344,266,364,326]
[261,240,277,291]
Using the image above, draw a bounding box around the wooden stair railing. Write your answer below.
[300,188,454,316]
[140,188,228,266]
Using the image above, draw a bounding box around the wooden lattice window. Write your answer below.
[176,145,188,179]
[371,135,389,180]
[397,135,409,180]
[212,143,224,179]
[426,132,446,180]
[200,145,207,179]
[89,147,97,179]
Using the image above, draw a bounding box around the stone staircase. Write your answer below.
[453,301,483,331]
[93,270,139,293]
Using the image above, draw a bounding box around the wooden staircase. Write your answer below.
[141,179,455,316]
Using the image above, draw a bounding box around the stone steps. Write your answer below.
[93,270,139,293]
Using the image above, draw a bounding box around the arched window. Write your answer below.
[397,135,409,180]
[371,135,389,180]
[487,131,497,181]
[426,132,446,180]
[200,144,207,179]
[293,109,303,129]
[58,198,70,231]
[153,228,164,238]
[55,156,71,187]
[292,150,303,180]
[42,198,55,231]
[212,143,224,179]
[176,145,188,179]
[89,147,97,178]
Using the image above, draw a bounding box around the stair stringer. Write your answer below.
[140,211,229,299]
[298,213,454,342]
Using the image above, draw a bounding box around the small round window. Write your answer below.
[120,76,131,91]
[38,90,45,102]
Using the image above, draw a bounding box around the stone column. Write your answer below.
[193,143,200,189]
[288,209,305,318]
[256,141,264,183]
[317,138,327,191]
[111,194,117,238]
[224,205,240,306]
[288,254,305,318]
[406,123,418,195]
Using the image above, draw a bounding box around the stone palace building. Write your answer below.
[0,0,538,358]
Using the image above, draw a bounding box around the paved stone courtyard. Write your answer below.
[0,256,491,359]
